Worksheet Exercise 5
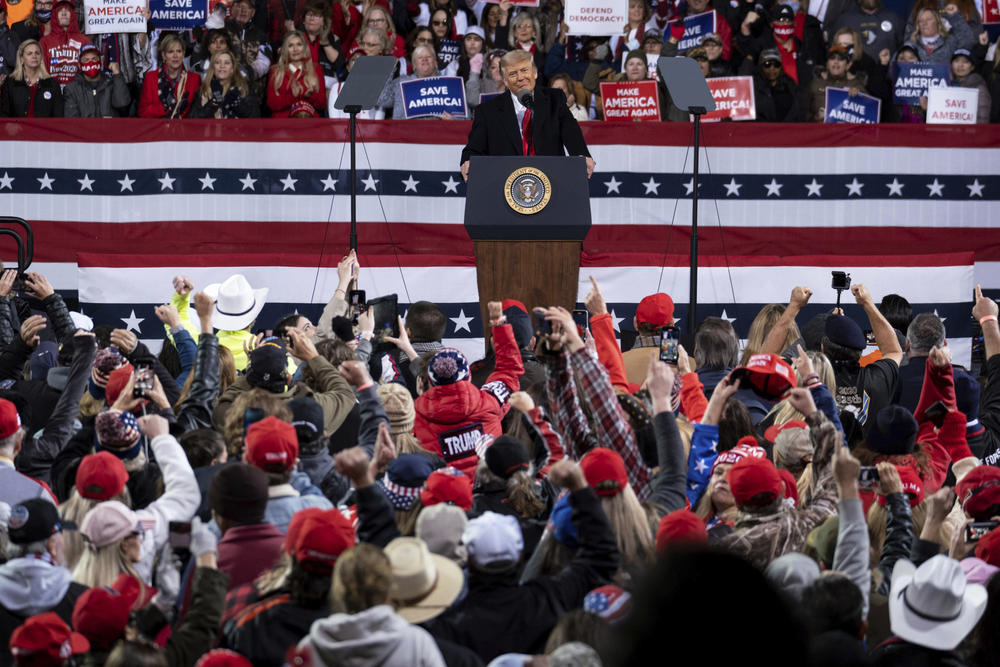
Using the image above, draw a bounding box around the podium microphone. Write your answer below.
[516,89,534,109]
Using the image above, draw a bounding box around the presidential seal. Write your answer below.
[504,167,551,215]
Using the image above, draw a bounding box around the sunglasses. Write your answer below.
[762,61,781,68]
[432,19,448,26]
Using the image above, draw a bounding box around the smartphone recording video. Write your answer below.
[659,327,679,364]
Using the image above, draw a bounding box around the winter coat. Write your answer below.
[0,76,63,117]
[0,557,88,662]
[0,25,17,77]
[223,589,333,666]
[907,10,974,64]
[718,410,839,570]
[952,72,992,123]
[188,85,261,118]
[172,333,221,435]
[425,487,619,661]
[63,70,131,117]
[301,604,445,667]
[413,323,522,477]
[753,72,802,121]
[804,67,869,121]
[39,3,91,87]
[138,67,202,118]
[266,63,326,117]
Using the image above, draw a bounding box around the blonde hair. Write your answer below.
[599,484,656,573]
[330,544,393,614]
[911,8,948,42]
[223,388,293,460]
[363,5,397,43]
[73,540,143,591]
[395,498,423,536]
[157,34,186,64]
[174,342,236,410]
[739,304,802,366]
[199,50,249,102]
[272,31,320,97]
[832,27,863,63]
[12,40,50,82]
[60,487,131,571]
[393,432,424,455]
[256,552,293,596]
[867,497,929,560]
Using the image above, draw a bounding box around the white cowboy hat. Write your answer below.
[385,537,464,624]
[204,274,268,331]
[888,555,988,651]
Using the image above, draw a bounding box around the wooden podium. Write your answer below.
[464,156,592,342]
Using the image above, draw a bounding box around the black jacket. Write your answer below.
[0,77,63,117]
[221,590,330,666]
[978,354,1000,466]
[426,487,619,661]
[0,26,16,77]
[460,87,590,164]
[0,578,87,667]
[188,88,261,118]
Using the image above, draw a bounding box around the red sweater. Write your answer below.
[413,323,523,476]
[266,64,326,116]
[138,68,202,118]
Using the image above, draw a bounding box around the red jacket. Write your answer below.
[590,312,635,394]
[217,523,286,591]
[414,323,523,476]
[266,64,326,116]
[138,68,202,118]
[39,3,91,88]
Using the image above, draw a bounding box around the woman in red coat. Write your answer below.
[267,30,326,117]
[138,34,202,118]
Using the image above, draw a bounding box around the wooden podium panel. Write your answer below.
[474,240,580,347]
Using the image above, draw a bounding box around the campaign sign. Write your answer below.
[927,86,979,124]
[565,0,628,37]
[84,0,148,33]
[824,87,881,124]
[891,62,950,104]
[700,76,755,121]
[438,39,461,67]
[486,0,539,6]
[479,92,502,104]
[677,11,716,52]
[600,80,660,120]
[149,0,207,29]
[401,76,468,118]
[984,0,999,23]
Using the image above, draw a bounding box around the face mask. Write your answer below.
[81,61,101,76]
[773,24,794,39]
[35,9,52,21]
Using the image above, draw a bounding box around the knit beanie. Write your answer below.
[484,436,530,479]
[377,382,416,436]
[427,348,470,386]
[208,463,269,524]
[91,347,127,389]
[94,409,142,458]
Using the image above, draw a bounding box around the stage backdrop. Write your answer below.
[0,120,998,364]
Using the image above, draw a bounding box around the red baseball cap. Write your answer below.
[0,398,21,439]
[71,574,141,650]
[778,468,798,506]
[727,457,783,507]
[957,465,1000,520]
[763,419,808,444]
[501,299,528,314]
[635,293,674,327]
[974,525,1000,568]
[196,650,253,667]
[245,416,299,472]
[580,448,629,497]
[10,612,90,666]
[420,466,473,510]
[75,451,129,501]
[731,353,796,400]
[875,465,925,507]
[655,509,707,555]
[284,507,325,554]
[710,442,767,475]
[294,510,355,572]
[103,364,135,406]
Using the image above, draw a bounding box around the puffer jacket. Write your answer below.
[413,323,522,477]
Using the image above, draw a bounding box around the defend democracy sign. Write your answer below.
[565,0,628,37]
[701,76,755,121]
[600,80,660,120]
[400,76,468,118]
[824,87,881,123]
[927,86,979,124]
[84,0,147,33]
[892,62,950,104]
[149,0,207,29]
[677,11,716,52]
[485,0,539,6]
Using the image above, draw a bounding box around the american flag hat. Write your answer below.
[584,585,632,624]
[377,454,434,511]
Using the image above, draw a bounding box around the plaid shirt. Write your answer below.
[222,581,260,626]
[545,348,653,499]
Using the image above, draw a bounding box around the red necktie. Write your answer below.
[521,108,534,156]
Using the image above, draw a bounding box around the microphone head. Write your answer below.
[516,88,534,108]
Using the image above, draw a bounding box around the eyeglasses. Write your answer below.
[362,41,382,48]
[368,17,387,23]
[432,19,448,26]
[762,61,781,68]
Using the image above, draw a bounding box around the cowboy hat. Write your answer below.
[385,537,464,624]
[888,555,987,651]
[203,274,268,331]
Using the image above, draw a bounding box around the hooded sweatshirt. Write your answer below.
[0,556,88,653]
[301,604,445,667]
[39,2,92,87]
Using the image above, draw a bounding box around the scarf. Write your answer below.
[157,66,189,116]
[210,78,243,118]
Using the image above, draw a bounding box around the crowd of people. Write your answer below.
[0,248,996,666]
[0,0,996,121]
